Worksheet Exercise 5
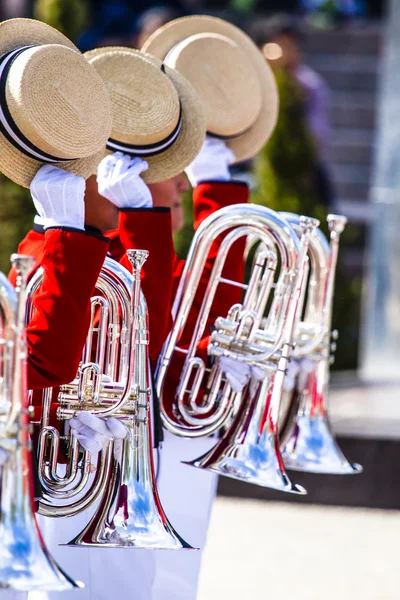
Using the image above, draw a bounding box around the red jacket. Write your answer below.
[9,227,110,420]
[106,181,249,413]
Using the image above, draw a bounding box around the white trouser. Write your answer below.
[26,506,156,600]
[3,433,217,600]
[152,431,218,600]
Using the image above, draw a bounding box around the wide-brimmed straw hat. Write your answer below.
[0,18,113,188]
[142,15,279,163]
[84,46,206,183]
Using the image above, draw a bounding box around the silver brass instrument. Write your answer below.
[0,255,81,592]
[27,251,191,550]
[279,213,362,474]
[156,204,319,493]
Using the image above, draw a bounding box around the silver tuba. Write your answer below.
[279,213,362,474]
[0,255,82,592]
[156,204,319,493]
[26,251,192,550]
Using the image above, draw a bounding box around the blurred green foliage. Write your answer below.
[251,68,328,228]
[34,0,87,42]
[0,179,33,273]
[0,0,87,274]
[173,190,195,259]
[251,67,362,370]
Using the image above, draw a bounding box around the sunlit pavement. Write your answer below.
[199,497,400,600]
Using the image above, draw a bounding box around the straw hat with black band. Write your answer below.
[0,18,113,188]
[84,47,206,184]
[142,15,279,164]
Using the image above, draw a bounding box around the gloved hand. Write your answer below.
[97,152,152,209]
[70,412,128,455]
[283,358,315,393]
[185,136,235,188]
[0,446,8,467]
[30,165,86,230]
[107,417,129,457]
[219,355,266,393]
[283,360,301,393]
[297,358,315,392]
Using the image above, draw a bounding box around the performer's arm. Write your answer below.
[8,224,46,287]
[99,153,175,359]
[27,227,109,390]
[20,165,114,391]
[163,186,250,409]
[117,208,175,358]
[175,136,250,346]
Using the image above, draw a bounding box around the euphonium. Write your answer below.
[279,214,362,474]
[26,251,191,550]
[0,255,81,592]
[156,204,319,493]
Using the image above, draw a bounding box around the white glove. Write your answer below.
[297,358,315,392]
[30,165,86,230]
[0,446,8,467]
[283,358,315,393]
[185,136,235,188]
[97,152,152,209]
[219,355,266,393]
[70,412,128,455]
[283,360,301,393]
[107,417,129,457]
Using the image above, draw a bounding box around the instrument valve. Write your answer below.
[134,416,148,425]
[136,401,150,411]
[136,387,151,397]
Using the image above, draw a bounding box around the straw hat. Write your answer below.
[142,16,279,163]
[0,18,113,188]
[85,47,206,183]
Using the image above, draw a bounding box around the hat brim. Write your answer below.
[142,16,279,164]
[0,19,106,188]
[85,47,206,183]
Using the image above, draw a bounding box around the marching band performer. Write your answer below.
[142,16,279,598]
[97,137,250,600]
[0,16,127,600]
[0,17,113,432]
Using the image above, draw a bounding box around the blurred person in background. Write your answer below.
[79,2,188,52]
[253,13,334,209]
[135,6,180,48]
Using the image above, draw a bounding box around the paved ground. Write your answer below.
[198,497,400,600]
[329,378,400,440]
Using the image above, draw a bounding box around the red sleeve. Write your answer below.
[110,208,175,359]
[8,229,46,286]
[163,181,249,413]
[173,180,249,333]
[26,228,109,390]
[192,180,249,230]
